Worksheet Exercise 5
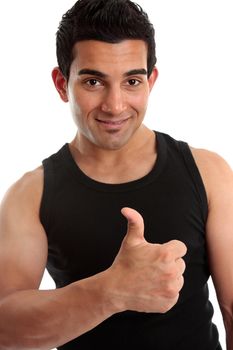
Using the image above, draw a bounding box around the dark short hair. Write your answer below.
[56,0,157,80]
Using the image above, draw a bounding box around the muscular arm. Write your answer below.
[192,148,233,350]
[0,169,116,349]
[0,168,186,350]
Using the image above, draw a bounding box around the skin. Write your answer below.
[52,40,159,183]
[192,148,233,349]
[0,39,232,349]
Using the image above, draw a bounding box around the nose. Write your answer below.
[101,86,127,115]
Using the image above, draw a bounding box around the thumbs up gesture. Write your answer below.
[109,207,187,314]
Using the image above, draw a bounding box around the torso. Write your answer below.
[39,131,221,349]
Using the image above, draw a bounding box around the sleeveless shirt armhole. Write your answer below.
[39,158,54,235]
[178,141,209,223]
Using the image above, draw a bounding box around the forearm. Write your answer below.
[222,307,233,350]
[0,271,117,350]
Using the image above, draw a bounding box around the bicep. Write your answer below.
[205,155,233,309]
[0,171,48,299]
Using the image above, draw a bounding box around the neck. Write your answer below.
[69,126,157,184]
[70,125,154,165]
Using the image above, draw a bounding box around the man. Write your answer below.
[0,0,232,349]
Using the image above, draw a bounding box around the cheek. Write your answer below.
[75,90,101,115]
[69,93,89,119]
[129,91,149,112]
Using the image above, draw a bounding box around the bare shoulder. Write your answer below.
[190,146,233,202]
[1,166,44,210]
[0,165,46,244]
[190,146,232,177]
[12,165,44,194]
[0,165,45,227]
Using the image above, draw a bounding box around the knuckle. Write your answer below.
[180,259,186,273]
[179,276,184,290]
[164,285,179,299]
[176,258,186,275]
[159,296,179,313]
[171,239,186,248]
[162,266,178,280]
[162,275,184,298]
[160,246,173,262]
[168,240,187,256]
[159,305,169,314]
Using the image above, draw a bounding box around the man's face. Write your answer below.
[60,40,157,150]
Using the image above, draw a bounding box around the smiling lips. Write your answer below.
[96,118,130,126]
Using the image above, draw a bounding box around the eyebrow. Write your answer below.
[78,68,147,78]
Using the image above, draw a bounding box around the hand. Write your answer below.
[109,207,187,314]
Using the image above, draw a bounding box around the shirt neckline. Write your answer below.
[61,131,167,192]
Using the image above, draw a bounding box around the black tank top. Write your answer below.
[40,131,222,349]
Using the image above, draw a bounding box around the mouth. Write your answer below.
[96,118,130,127]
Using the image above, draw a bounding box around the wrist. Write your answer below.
[72,269,125,318]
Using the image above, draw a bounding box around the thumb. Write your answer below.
[121,207,145,246]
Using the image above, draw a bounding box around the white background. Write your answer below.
[0,1,232,348]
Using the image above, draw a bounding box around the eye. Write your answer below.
[86,79,102,86]
[127,79,140,86]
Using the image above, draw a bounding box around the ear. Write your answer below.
[148,67,159,92]
[51,67,69,102]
